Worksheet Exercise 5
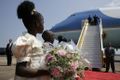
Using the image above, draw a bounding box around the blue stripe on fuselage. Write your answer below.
[51,10,120,32]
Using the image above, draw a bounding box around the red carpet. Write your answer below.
[84,70,120,80]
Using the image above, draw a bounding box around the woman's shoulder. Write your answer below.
[13,32,42,46]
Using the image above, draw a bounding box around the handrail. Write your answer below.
[99,18,104,51]
[98,18,104,65]
[77,19,89,48]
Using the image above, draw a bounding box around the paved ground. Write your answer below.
[0,55,120,80]
[0,56,16,80]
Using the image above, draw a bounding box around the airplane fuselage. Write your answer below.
[51,7,120,48]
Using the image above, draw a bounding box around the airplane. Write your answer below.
[0,48,6,55]
[50,7,120,48]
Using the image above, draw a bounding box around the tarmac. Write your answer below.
[0,56,16,80]
[0,55,120,80]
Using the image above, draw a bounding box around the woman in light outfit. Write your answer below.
[12,1,51,80]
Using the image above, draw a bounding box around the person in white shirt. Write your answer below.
[12,1,51,80]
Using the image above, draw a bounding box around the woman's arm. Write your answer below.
[16,62,50,78]
[16,62,38,78]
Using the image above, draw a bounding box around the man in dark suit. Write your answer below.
[105,43,115,73]
[6,39,13,66]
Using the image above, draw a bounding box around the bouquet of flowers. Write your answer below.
[45,41,85,80]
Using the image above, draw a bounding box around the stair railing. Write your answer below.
[77,19,89,48]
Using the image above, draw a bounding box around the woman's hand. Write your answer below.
[16,62,38,78]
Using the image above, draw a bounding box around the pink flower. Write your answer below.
[75,75,81,80]
[57,49,67,56]
[51,67,61,77]
[46,54,53,62]
[70,61,79,71]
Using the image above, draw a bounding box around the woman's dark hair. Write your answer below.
[17,1,35,19]
[17,1,44,32]
[22,11,44,32]
[58,35,67,43]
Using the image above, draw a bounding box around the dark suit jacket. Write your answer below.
[105,47,115,59]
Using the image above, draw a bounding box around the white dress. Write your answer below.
[12,33,48,80]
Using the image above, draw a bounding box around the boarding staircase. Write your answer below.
[77,19,103,68]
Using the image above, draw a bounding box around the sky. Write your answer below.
[0,0,119,47]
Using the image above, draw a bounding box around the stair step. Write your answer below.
[80,24,103,68]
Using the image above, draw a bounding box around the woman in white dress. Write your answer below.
[12,1,51,80]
